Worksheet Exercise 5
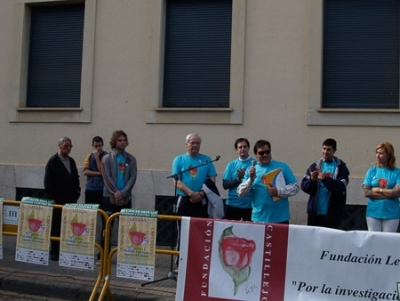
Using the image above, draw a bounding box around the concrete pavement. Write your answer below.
[0,235,176,301]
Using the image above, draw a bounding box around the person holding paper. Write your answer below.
[172,133,218,270]
[301,138,349,229]
[363,142,400,232]
[237,139,299,223]
[222,138,254,221]
[172,133,218,218]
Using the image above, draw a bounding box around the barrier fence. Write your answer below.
[1,199,181,301]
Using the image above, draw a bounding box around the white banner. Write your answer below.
[176,217,400,301]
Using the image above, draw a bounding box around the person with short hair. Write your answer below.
[301,138,349,229]
[363,142,400,232]
[171,133,218,218]
[238,139,299,223]
[222,138,254,221]
[83,136,107,205]
[171,133,218,270]
[44,137,81,261]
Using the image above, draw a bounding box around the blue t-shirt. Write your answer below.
[243,160,297,223]
[363,166,400,219]
[223,157,254,208]
[316,160,337,215]
[172,153,218,196]
[116,154,125,191]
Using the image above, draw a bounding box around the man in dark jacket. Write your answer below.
[44,137,81,261]
[301,138,349,229]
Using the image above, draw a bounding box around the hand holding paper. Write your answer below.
[261,168,286,201]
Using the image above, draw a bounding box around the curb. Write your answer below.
[0,268,175,301]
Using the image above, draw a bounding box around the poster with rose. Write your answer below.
[59,203,99,270]
[177,218,400,301]
[0,198,3,259]
[15,197,53,265]
[116,209,157,281]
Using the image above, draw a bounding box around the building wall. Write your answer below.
[0,0,394,225]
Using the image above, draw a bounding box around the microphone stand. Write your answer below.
[141,156,220,286]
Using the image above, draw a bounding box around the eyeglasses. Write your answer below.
[63,144,73,148]
[257,150,270,156]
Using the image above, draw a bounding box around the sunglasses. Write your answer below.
[257,150,271,156]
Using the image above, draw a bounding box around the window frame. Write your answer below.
[9,0,96,123]
[146,0,245,125]
[308,0,400,127]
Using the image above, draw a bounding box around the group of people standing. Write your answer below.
[43,130,137,261]
[174,134,400,234]
[42,131,400,260]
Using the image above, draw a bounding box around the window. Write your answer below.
[163,0,232,108]
[323,0,399,109]
[308,0,400,126]
[146,0,245,124]
[9,0,96,123]
[27,4,84,108]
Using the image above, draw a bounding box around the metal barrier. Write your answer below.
[97,212,181,301]
[1,200,109,301]
[1,200,181,301]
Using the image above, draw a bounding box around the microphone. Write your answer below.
[216,156,221,161]
[252,160,255,167]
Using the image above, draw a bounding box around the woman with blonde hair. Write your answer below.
[363,142,400,232]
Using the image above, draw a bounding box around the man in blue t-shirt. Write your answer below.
[301,138,349,229]
[222,138,254,221]
[238,140,299,223]
[171,133,218,218]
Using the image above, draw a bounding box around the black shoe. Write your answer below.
[50,252,59,261]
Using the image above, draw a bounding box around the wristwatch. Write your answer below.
[380,188,383,193]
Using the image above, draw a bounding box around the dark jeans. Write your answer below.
[98,196,131,258]
[308,214,339,229]
[175,196,208,266]
[51,208,62,255]
[224,204,252,221]
[85,189,103,205]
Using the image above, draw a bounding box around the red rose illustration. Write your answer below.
[219,226,256,295]
[28,218,42,233]
[129,231,147,246]
[71,222,87,236]
[119,162,125,173]
[189,165,197,178]
[221,236,256,269]
[378,178,388,188]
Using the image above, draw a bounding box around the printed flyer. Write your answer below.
[15,197,53,265]
[116,209,158,281]
[176,218,400,301]
[59,203,99,270]
[261,168,286,201]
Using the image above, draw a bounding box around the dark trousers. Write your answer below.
[85,189,103,205]
[308,214,339,229]
[98,196,131,258]
[175,196,208,266]
[224,205,252,221]
[51,209,62,254]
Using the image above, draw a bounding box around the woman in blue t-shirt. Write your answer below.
[363,142,400,232]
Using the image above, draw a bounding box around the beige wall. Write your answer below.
[0,1,396,224]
